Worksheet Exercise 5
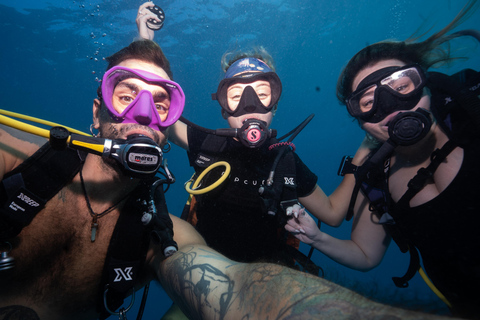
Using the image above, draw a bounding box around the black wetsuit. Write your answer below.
[363,70,480,318]
[186,126,317,264]
[391,136,480,317]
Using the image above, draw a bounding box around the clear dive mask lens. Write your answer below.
[346,65,426,123]
[101,66,185,131]
[212,57,282,117]
[214,73,282,116]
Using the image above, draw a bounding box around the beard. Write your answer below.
[98,120,165,147]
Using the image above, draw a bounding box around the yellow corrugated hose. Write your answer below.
[185,161,231,195]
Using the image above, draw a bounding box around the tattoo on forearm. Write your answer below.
[161,248,235,319]
[160,246,439,320]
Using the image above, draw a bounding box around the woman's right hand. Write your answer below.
[285,207,322,246]
[136,2,160,40]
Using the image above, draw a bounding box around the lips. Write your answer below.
[383,111,403,128]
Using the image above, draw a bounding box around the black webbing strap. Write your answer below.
[0,144,84,241]
[392,245,420,288]
[98,182,153,320]
[276,149,299,215]
[190,134,228,169]
[397,139,457,208]
[260,145,298,217]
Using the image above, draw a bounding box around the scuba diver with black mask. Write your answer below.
[285,1,480,318]
[169,51,333,266]
[136,2,356,272]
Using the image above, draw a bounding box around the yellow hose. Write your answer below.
[0,109,90,137]
[418,267,452,308]
[185,161,231,195]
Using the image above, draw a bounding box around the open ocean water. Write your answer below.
[1,0,479,318]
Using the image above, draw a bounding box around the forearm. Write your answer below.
[155,245,454,319]
[168,121,189,150]
[326,143,372,222]
[302,144,371,227]
[300,185,346,227]
[309,232,378,271]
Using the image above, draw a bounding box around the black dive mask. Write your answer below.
[213,73,282,117]
[234,85,273,117]
[212,57,282,118]
[346,65,426,123]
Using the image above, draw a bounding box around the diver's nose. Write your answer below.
[242,86,258,113]
[133,91,154,125]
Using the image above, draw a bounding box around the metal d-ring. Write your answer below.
[103,287,135,319]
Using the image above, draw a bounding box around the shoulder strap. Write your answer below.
[188,134,228,169]
[99,178,177,320]
[0,144,84,241]
[260,146,298,217]
[98,181,155,319]
[396,140,457,208]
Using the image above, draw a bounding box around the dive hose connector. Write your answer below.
[49,127,163,178]
[0,242,15,273]
[213,119,276,148]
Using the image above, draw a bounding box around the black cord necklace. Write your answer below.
[79,167,127,242]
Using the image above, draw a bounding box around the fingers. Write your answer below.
[139,1,155,12]
[137,2,159,20]
[286,206,294,216]
[285,221,305,234]
[286,204,305,218]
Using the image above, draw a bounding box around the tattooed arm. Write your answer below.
[153,244,457,320]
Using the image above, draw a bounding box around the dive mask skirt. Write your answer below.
[213,57,282,116]
[346,64,426,123]
[101,66,185,130]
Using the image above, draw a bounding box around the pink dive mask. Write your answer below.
[101,66,185,131]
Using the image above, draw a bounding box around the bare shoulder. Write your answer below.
[0,125,46,179]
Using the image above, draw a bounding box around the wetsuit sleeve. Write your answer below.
[293,152,318,197]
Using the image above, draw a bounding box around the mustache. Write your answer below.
[118,124,161,143]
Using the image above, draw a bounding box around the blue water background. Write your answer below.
[1,0,479,318]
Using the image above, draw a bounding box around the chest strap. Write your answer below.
[396,139,457,209]
[98,178,177,320]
